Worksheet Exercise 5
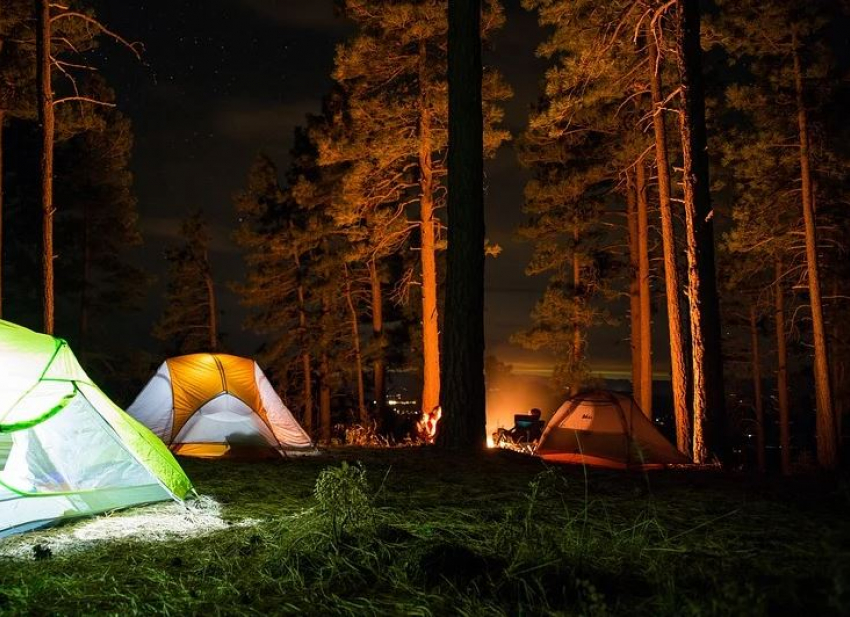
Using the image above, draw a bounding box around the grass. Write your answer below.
[1,447,849,616]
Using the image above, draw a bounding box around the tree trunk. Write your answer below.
[418,41,441,416]
[675,0,725,464]
[437,0,485,449]
[648,32,690,453]
[36,0,55,334]
[636,158,653,419]
[775,258,790,475]
[344,264,368,424]
[572,226,582,390]
[319,352,332,444]
[301,347,313,436]
[204,266,218,351]
[294,248,313,434]
[627,176,642,406]
[0,110,4,319]
[749,305,765,472]
[831,280,845,450]
[369,259,387,426]
[792,38,836,469]
[80,204,91,363]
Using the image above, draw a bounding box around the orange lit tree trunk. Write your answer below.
[572,226,582,387]
[749,305,765,472]
[369,259,387,426]
[627,177,642,406]
[792,35,836,469]
[418,41,440,416]
[648,32,689,453]
[438,0,486,449]
[293,245,313,434]
[675,0,725,463]
[831,279,844,450]
[36,0,55,334]
[319,352,332,444]
[319,291,333,444]
[774,258,790,475]
[636,158,652,418]
[344,264,368,424]
[298,284,313,435]
[204,267,218,352]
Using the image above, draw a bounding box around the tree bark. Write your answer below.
[204,266,218,351]
[301,346,313,435]
[319,352,332,444]
[749,305,765,472]
[369,259,387,426]
[774,259,790,475]
[831,280,845,451]
[80,204,91,363]
[344,264,368,424]
[675,0,725,463]
[648,32,690,453]
[437,0,485,449]
[294,247,313,434]
[627,176,642,407]
[572,226,582,389]
[792,37,836,469]
[36,0,55,334]
[418,40,441,417]
[636,158,653,419]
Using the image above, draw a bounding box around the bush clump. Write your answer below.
[314,461,374,539]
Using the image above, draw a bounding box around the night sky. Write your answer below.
[90,0,656,379]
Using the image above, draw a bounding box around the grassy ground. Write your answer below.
[1,448,849,616]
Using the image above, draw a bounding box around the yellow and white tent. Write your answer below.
[128,354,315,458]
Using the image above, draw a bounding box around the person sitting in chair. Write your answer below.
[494,407,545,450]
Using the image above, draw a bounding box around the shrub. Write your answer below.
[314,462,374,540]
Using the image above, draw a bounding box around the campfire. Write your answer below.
[491,409,544,454]
[416,406,441,444]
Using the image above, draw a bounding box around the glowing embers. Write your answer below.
[416,406,442,444]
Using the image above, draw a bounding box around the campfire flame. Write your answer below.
[417,406,441,444]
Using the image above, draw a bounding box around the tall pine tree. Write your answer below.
[325,0,511,415]
[154,209,218,355]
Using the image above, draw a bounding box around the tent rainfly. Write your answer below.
[534,390,690,469]
[128,354,315,458]
[0,320,193,538]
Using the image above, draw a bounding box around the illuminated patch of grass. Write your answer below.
[0,448,848,615]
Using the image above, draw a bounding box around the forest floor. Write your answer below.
[0,447,848,616]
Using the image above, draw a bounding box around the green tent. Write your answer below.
[0,319,193,538]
